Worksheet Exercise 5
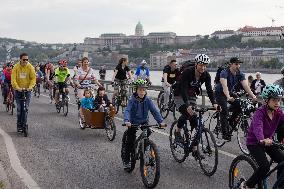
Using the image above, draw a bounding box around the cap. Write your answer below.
[230,57,243,64]
[141,60,147,65]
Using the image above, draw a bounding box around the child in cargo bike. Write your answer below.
[80,89,97,127]
[122,79,166,170]
[94,86,112,112]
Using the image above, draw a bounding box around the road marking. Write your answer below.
[0,128,41,189]
[41,94,238,159]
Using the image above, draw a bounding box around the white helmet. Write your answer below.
[141,60,147,65]
[194,54,210,64]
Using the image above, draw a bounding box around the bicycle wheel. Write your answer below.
[6,103,9,112]
[63,101,68,116]
[159,93,169,119]
[121,131,136,173]
[105,117,116,141]
[229,154,262,189]
[237,118,250,155]
[140,139,160,189]
[121,96,128,113]
[198,128,218,177]
[37,85,40,98]
[56,103,61,113]
[157,91,164,109]
[114,97,120,114]
[209,112,225,147]
[169,120,188,163]
[78,111,86,129]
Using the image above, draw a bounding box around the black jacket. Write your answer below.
[94,94,110,109]
[250,79,266,95]
[177,67,216,107]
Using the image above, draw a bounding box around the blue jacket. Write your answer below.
[124,93,163,125]
[135,66,150,79]
[81,97,95,110]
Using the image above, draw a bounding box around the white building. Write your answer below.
[211,30,235,39]
[237,26,284,36]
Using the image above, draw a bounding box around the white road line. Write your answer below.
[41,94,237,159]
[0,128,41,189]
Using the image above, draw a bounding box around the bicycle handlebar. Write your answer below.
[272,141,284,150]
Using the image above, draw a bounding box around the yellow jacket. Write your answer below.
[11,62,36,90]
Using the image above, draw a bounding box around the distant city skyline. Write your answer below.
[1,0,284,43]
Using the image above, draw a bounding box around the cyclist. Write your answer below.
[241,84,284,189]
[73,59,82,79]
[99,65,106,80]
[34,66,43,95]
[162,59,180,109]
[2,62,13,104]
[215,57,257,141]
[122,79,166,169]
[54,59,70,106]
[45,62,55,103]
[173,54,218,158]
[74,57,101,100]
[11,53,36,132]
[111,57,132,106]
[134,60,151,84]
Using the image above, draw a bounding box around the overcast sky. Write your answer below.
[1,0,284,43]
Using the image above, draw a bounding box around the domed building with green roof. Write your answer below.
[135,21,144,36]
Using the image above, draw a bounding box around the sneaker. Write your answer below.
[17,127,23,133]
[239,180,254,189]
[123,161,131,170]
[192,150,205,160]
[174,131,184,144]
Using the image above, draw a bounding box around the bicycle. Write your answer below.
[6,84,14,115]
[33,81,41,98]
[169,106,218,176]
[229,142,284,189]
[113,79,129,114]
[55,86,69,116]
[209,97,256,155]
[158,85,177,120]
[17,89,30,137]
[121,123,164,188]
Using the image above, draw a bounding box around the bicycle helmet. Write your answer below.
[281,67,284,74]
[261,84,283,100]
[194,54,210,64]
[141,60,147,65]
[59,59,67,67]
[133,79,148,90]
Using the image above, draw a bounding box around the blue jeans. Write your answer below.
[15,91,31,128]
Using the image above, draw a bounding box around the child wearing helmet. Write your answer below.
[122,79,166,170]
[242,84,284,189]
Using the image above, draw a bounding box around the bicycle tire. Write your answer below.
[37,85,40,98]
[198,128,218,177]
[121,131,136,173]
[157,91,164,109]
[6,103,9,112]
[159,94,169,119]
[140,139,160,188]
[63,101,68,116]
[209,112,226,147]
[169,120,188,163]
[229,154,262,189]
[105,117,116,141]
[237,118,250,155]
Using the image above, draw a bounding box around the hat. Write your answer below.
[141,60,147,65]
[230,57,243,64]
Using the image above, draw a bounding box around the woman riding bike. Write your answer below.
[240,84,284,189]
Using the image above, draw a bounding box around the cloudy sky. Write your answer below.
[1,0,284,43]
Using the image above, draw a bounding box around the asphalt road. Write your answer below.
[0,88,277,189]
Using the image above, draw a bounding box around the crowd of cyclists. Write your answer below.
[2,52,284,188]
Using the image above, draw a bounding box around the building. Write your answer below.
[236,26,284,36]
[211,30,235,39]
[84,22,200,49]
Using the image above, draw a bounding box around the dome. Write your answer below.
[135,21,143,30]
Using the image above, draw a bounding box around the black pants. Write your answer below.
[246,144,284,188]
[215,94,241,136]
[277,122,284,142]
[123,126,151,162]
[177,104,198,130]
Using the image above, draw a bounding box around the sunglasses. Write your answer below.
[22,59,29,61]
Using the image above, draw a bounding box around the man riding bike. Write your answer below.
[134,60,151,84]
[11,53,36,132]
[215,57,257,141]
[45,62,55,103]
[2,62,13,104]
[162,59,180,109]
[173,54,218,158]
[54,60,70,106]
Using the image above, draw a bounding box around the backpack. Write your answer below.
[214,66,227,84]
